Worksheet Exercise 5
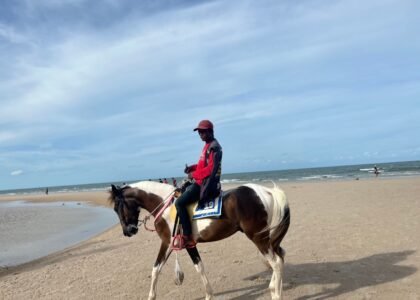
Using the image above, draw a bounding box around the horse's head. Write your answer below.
[109,184,141,237]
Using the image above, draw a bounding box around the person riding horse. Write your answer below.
[175,119,222,249]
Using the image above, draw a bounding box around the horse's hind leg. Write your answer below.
[253,239,284,300]
[186,247,214,300]
[265,247,285,300]
[276,246,286,296]
[148,243,172,300]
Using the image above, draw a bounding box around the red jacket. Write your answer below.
[189,142,214,185]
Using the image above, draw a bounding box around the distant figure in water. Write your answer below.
[45,187,48,195]
[374,165,379,177]
[172,177,177,187]
[159,178,163,183]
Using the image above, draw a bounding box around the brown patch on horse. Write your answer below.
[155,218,171,245]
[196,186,270,247]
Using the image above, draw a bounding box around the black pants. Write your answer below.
[175,182,200,235]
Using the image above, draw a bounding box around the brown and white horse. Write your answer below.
[109,181,290,300]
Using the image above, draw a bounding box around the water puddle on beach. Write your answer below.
[0,201,117,267]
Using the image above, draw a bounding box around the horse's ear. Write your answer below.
[111,184,118,195]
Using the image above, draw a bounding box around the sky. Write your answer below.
[1,0,419,190]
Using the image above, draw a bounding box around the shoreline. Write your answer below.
[1,174,418,199]
[0,176,416,267]
[1,177,419,299]
[0,200,117,268]
[0,190,111,206]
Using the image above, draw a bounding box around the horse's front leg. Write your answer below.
[186,247,214,300]
[148,242,172,300]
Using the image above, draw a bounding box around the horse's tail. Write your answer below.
[174,251,184,285]
[267,183,290,251]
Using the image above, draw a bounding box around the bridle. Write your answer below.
[137,190,176,232]
[115,192,137,229]
[114,186,176,232]
[137,180,192,231]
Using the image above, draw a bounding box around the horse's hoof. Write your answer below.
[174,271,184,285]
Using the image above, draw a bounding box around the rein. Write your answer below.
[138,190,175,232]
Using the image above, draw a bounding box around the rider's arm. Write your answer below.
[192,152,215,180]
[188,164,197,172]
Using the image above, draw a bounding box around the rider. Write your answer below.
[175,119,222,248]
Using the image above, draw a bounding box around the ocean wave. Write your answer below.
[381,171,420,177]
[298,176,322,180]
[2,161,419,195]
[299,174,343,181]
[221,179,243,183]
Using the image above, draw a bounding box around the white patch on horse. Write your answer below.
[194,219,214,237]
[194,261,214,300]
[130,181,176,199]
[160,208,214,240]
[244,183,288,237]
[160,208,176,235]
[148,264,162,300]
[265,249,284,300]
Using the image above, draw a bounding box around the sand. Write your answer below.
[0,177,419,299]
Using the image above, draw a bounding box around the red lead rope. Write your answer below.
[141,193,175,232]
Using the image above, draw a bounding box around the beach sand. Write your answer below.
[1,178,419,299]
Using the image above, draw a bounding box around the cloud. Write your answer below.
[1,0,419,189]
[11,170,24,176]
[0,23,28,44]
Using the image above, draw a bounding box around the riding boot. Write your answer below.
[182,234,196,248]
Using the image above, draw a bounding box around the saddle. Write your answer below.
[170,191,223,250]
[192,193,223,220]
[171,190,224,221]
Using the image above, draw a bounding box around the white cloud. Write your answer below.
[11,170,24,176]
[0,131,16,143]
[0,23,28,44]
[1,0,419,189]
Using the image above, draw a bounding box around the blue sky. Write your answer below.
[1,0,419,190]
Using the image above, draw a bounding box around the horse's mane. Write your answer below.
[129,180,176,199]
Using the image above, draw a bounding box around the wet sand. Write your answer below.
[0,201,116,266]
[1,178,419,299]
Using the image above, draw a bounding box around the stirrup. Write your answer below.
[171,234,196,250]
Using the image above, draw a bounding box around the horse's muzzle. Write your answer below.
[124,224,138,237]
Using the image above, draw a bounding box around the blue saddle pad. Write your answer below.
[192,194,223,220]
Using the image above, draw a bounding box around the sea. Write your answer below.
[1,160,419,196]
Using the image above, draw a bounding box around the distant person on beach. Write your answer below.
[172,177,177,187]
[45,187,48,195]
[163,178,168,184]
[175,119,222,248]
[159,178,163,183]
[374,165,379,177]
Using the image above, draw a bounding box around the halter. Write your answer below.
[137,190,176,232]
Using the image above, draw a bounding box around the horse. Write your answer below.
[109,181,290,300]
